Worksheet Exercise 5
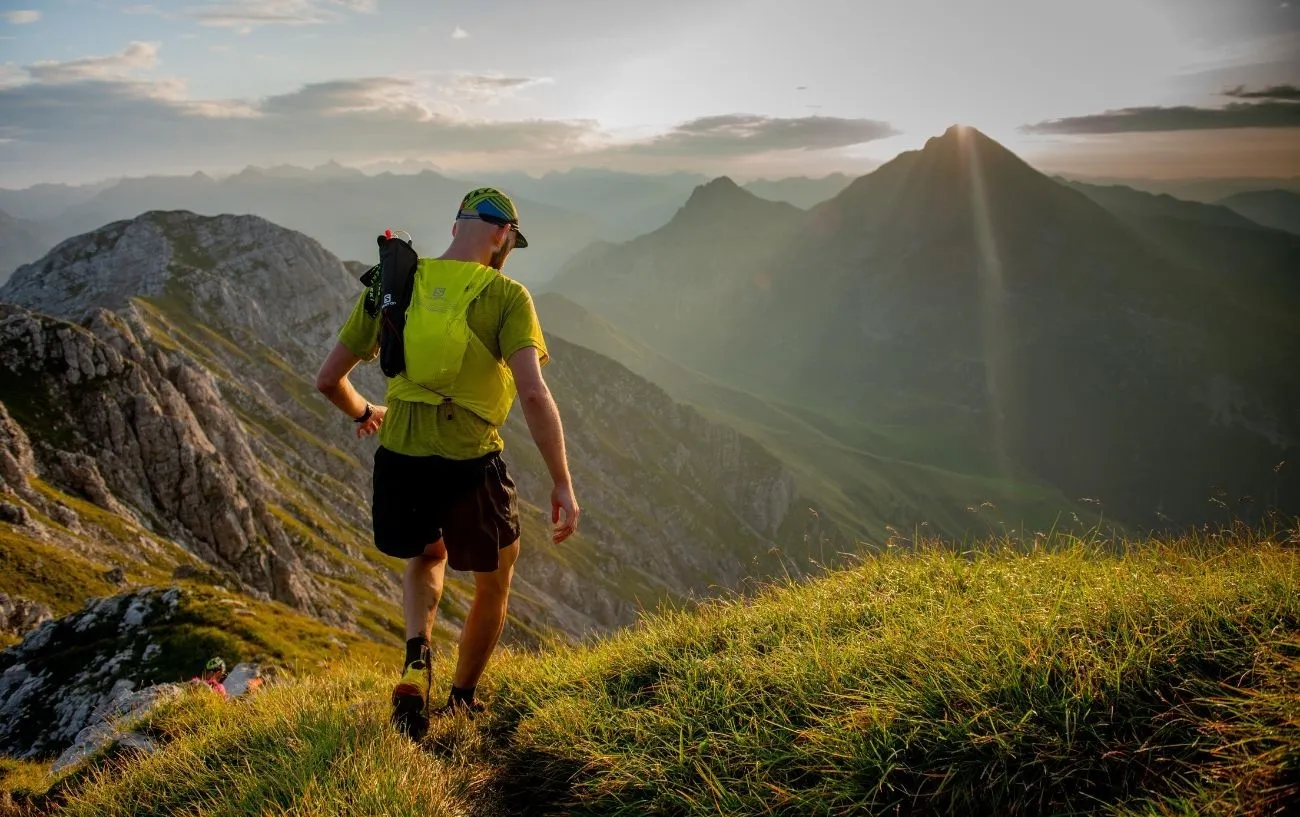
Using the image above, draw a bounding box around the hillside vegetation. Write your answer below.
[10,526,1296,816]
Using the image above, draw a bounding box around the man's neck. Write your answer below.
[436,244,491,266]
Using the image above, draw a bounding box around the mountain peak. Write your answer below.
[687,176,744,200]
[918,124,1022,165]
[665,175,806,231]
[681,176,790,213]
[825,124,1064,224]
[0,211,355,350]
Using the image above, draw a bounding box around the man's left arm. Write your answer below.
[316,342,385,438]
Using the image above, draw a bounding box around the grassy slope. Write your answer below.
[535,293,1093,543]
[26,527,1297,817]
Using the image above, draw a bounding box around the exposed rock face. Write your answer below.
[0,588,183,759]
[0,305,323,615]
[49,661,263,773]
[0,595,51,638]
[50,682,181,774]
[0,402,37,503]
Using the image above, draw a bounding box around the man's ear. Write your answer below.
[451,222,459,238]
[495,225,510,248]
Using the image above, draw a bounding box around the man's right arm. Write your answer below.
[508,346,580,543]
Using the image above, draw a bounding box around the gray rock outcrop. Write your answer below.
[0,595,51,639]
[0,588,185,759]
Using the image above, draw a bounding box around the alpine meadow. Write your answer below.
[1,1,1298,815]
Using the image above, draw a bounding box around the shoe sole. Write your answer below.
[391,684,429,741]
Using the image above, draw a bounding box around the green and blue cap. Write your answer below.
[457,187,528,248]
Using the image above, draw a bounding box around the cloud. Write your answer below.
[0,65,596,183]
[1020,99,1300,134]
[0,43,896,184]
[0,64,25,88]
[623,114,899,156]
[25,42,160,84]
[451,26,469,39]
[187,0,377,28]
[1224,83,1300,100]
[1,10,40,24]
[262,77,437,117]
[444,73,553,103]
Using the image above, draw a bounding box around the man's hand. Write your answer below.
[356,404,387,438]
[551,482,580,543]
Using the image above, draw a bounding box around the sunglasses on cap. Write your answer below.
[456,211,527,245]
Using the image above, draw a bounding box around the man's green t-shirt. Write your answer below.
[337,262,548,460]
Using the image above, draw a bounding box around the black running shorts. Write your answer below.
[371,446,521,572]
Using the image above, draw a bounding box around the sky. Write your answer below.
[0,0,1298,187]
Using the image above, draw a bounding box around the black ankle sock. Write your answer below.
[449,685,476,706]
[404,636,430,669]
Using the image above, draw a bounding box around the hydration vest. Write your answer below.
[365,235,516,427]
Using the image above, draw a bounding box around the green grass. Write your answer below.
[35,527,1298,816]
[157,589,397,679]
[0,526,119,618]
[0,757,53,815]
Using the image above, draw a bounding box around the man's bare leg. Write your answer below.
[451,540,520,692]
[404,539,447,642]
[392,540,448,739]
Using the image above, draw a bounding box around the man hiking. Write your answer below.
[316,188,580,739]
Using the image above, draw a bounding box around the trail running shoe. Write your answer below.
[390,659,431,740]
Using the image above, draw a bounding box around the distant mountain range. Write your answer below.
[1058,175,1300,204]
[1061,179,1259,229]
[0,166,869,287]
[0,210,55,285]
[552,126,1300,527]
[1217,190,1300,235]
[6,170,608,287]
[743,173,855,208]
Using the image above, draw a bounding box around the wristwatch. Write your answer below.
[354,403,373,424]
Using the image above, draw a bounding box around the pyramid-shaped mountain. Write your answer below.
[553,177,807,366]
[553,126,1300,525]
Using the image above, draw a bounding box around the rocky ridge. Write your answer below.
[0,304,328,618]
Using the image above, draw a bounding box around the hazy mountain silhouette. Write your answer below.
[1059,175,1300,203]
[743,173,854,209]
[0,210,55,285]
[22,169,606,285]
[1063,180,1258,228]
[0,180,113,222]
[462,168,709,239]
[554,126,1300,526]
[553,176,803,373]
[1218,190,1300,235]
